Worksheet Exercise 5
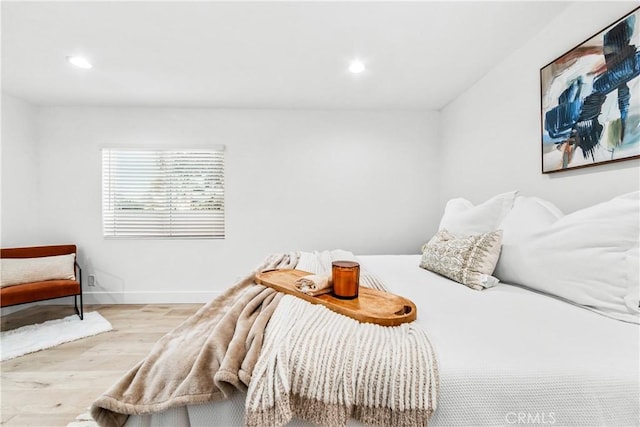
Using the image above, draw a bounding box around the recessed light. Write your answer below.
[67,56,93,69]
[348,60,365,74]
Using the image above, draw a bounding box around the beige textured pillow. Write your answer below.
[420,229,503,290]
[0,254,76,288]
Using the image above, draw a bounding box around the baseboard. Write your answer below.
[83,291,221,305]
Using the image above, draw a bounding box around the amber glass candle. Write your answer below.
[332,261,360,299]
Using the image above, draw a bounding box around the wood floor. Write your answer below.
[0,303,203,427]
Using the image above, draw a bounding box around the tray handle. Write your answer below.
[394,305,413,316]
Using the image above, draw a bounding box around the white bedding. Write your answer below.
[363,255,639,426]
[126,255,639,426]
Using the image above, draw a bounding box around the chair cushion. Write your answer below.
[0,280,80,307]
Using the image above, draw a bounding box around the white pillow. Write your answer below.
[494,193,639,324]
[439,191,517,236]
[0,254,76,288]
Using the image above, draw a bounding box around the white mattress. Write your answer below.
[126,255,639,426]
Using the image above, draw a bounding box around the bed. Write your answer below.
[93,192,640,427]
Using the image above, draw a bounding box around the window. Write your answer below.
[102,148,225,238]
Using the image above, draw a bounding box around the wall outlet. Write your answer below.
[88,275,96,287]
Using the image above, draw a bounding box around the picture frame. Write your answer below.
[540,7,640,173]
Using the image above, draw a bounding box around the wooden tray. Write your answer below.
[255,269,417,326]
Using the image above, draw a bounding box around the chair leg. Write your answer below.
[75,294,84,320]
[74,261,84,320]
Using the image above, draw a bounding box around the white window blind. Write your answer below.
[102,148,225,238]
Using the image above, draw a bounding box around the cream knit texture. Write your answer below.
[246,251,439,427]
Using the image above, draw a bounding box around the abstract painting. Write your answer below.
[541,7,640,173]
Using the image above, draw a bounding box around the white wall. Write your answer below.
[1,93,40,246]
[13,2,636,306]
[35,107,440,303]
[440,2,640,213]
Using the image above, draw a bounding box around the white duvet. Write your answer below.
[362,255,639,426]
[126,255,639,426]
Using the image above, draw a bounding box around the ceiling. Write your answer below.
[2,1,570,110]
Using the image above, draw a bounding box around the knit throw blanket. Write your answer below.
[246,251,439,426]
[91,250,438,427]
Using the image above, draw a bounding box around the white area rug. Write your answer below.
[68,410,98,427]
[0,311,113,361]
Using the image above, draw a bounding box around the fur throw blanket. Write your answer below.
[91,253,297,427]
[91,251,439,427]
